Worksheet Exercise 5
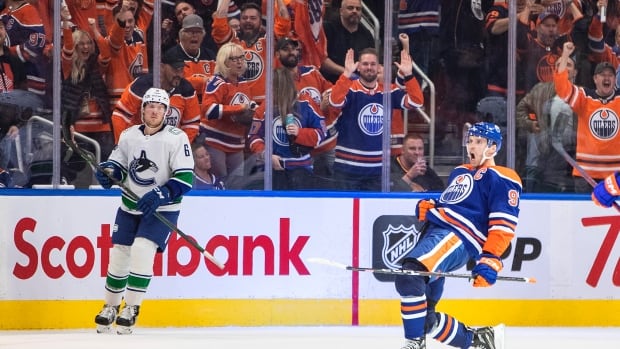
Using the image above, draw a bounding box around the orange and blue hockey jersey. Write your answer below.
[100,16,150,109]
[283,0,328,68]
[329,74,423,176]
[0,3,48,97]
[211,9,290,103]
[112,73,200,143]
[554,69,620,179]
[426,165,522,257]
[200,73,254,153]
[247,100,326,169]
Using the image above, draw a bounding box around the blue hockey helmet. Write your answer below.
[467,122,502,152]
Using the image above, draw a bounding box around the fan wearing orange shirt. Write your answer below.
[211,0,291,104]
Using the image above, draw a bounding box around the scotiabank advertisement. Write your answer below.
[1,193,619,301]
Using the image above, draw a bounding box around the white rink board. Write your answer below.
[1,193,619,300]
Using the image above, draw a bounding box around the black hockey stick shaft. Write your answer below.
[346,266,536,283]
[61,113,225,269]
[307,258,536,283]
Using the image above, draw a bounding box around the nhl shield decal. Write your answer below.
[372,215,424,282]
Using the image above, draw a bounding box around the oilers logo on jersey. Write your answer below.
[535,54,556,84]
[128,53,146,80]
[164,106,181,128]
[299,86,322,105]
[129,150,159,186]
[230,92,252,106]
[440,174,474,204]
[358,103,383,136]
[242,51,263,82]
[589,108,619,140]
[273,115,293,147]
[381,224,422,269]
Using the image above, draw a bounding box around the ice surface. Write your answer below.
[1,326,619,349]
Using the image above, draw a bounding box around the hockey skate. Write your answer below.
[116,305,140,335]
[471,324,505,349]
[94,304,119,334]
[400,337,426,349]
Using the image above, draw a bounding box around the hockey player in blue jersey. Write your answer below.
[93,87,195,335]
[395,122,522,349]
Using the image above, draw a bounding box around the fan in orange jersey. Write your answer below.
[199,42,256,185]
[262,0,328,69]
[99,6,149,110]
[0,0,49,99]
[211,0,291,104]
[100,0,154,39]
[168,14,216,86]
[111,48,200,144]
[555,41,620,193]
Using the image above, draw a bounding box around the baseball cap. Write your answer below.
[275,37,298,51]
[162,48,186,69]
[536,12,560,26]
[182,14,204,31]
[594,61,616,75]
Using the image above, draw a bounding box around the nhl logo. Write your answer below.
[372,215,424,282]
[381,224,422,269]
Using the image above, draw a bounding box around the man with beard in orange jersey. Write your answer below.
[111,48,201,144]
[211,0,291,104]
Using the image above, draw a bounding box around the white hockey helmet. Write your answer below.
[141,87,170,126]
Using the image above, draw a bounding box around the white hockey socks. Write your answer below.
[124,237,157,306]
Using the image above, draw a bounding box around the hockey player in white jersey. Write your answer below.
[93,87,194,334]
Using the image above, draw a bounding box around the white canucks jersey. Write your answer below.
[108,124,194,213]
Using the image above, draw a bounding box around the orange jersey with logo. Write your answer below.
[200,74,254,153]
[100,21,149,109]
[165,44,216,88]
[211,13,290,103]
[286,0,328,68]
[112,74,200,143]
[554,69,620,179]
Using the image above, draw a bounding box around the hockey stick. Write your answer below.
[61,113,225,269]
[549,110,620,212]
[307,257,537,283]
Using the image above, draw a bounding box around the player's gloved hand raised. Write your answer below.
[592,172,620,208]
[137,186,171,217]
[95,162,119,189]
[415,199,435,221]
[472,253,503,287]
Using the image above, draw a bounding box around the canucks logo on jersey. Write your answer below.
[358,103,383,136]
[441,174,474,204]
[129,150,159,186]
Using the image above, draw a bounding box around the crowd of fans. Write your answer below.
[0,0,617,193]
